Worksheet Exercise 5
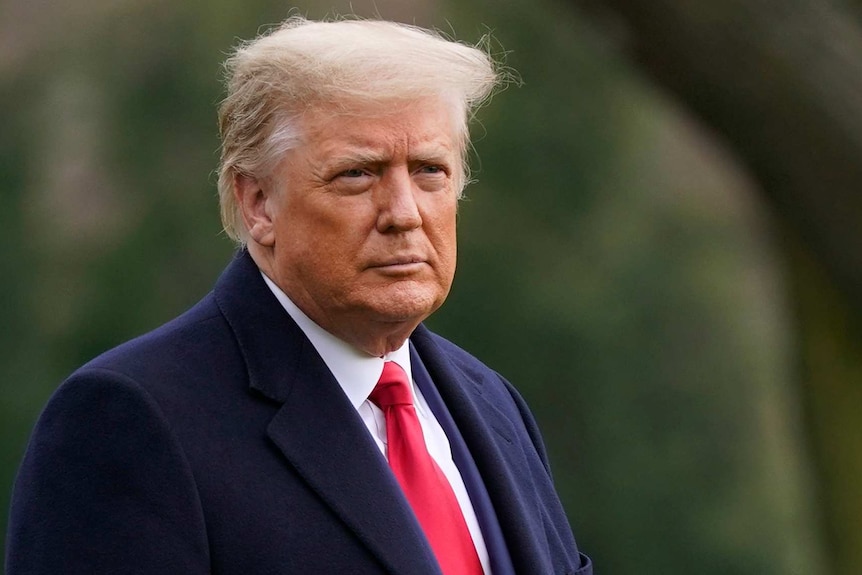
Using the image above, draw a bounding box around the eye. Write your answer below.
[417,164,448,176]
[339,168,368,178]
[413,164,450,193]
[331,166,375,195]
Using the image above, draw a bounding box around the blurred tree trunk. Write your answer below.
[566,0,862,573]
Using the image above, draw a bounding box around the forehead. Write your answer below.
[298,98,463,157]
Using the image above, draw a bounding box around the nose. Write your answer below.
[375,167,423,233]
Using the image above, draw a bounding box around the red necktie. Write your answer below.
[370,361,484,575]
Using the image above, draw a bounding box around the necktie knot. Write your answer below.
[369,361,413,408]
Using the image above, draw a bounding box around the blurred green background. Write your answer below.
[4,0,862,573]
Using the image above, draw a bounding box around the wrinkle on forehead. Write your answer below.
[299,97,461,146]
[299,98,460,169]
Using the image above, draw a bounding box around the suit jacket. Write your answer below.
[7,250,592,574]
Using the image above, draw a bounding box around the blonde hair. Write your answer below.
[217,16,504,243]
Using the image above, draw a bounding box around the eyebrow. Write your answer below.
[409,144,455,164]
[323,144,455,169]
[329,150,389,166]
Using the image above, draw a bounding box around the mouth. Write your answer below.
[368,256,428,274]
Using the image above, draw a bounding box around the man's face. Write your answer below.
[257,98,460,353]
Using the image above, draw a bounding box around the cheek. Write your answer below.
[283,198,369,253]
[431,202,458,267]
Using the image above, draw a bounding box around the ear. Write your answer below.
[234,173,276,247]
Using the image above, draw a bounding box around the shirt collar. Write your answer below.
[260,272,413,409]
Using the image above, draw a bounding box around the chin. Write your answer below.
[367,290,443,325]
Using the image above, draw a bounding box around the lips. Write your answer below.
[365,255,430,276]
[368,254,426,267]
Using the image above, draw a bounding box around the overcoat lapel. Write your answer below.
[410,325,556,575]
[213,251,441,575]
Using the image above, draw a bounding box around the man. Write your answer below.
[7,17,592,575]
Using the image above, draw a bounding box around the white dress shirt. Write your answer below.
[261,273,490,573]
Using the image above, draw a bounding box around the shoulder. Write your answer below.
[45,291,250,436]
[13,290,242,524]
[412,325,552,467]
[413,325,524,402]
[412,325,550,473]
[414,325,499,380]
[81,293,234,384]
